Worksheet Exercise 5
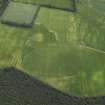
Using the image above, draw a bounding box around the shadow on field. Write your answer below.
[0,67,105,105]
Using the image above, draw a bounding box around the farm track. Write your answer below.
[79,45,105,55]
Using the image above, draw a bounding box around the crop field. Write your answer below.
[0,0,105,97]
[1,2,39,27]
[12,0,76,11]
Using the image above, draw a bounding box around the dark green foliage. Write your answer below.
[0,0,9,15]
[0,67,79,105]
[0,67,105,105]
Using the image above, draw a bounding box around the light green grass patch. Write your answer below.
[1,2,39,27]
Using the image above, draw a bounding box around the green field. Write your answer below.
[0,0,105,97]
[1,2,39,27]
[12,0,75,11]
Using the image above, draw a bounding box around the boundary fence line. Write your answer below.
[11,0,77,12]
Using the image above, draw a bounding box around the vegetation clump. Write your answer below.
[0,0,9,15]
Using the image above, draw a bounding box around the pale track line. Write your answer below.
[35,73,76,80]
[45,75,75,80]
[80,45,105,54]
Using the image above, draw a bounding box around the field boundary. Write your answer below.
[11,0,77,12]
[1,2,41,28]
[0,0,77,27]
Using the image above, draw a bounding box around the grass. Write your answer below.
[0,0,105,97]
[1,2,39,27]
[12,0,75,11]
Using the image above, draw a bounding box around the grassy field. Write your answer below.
[12,0,75,11]
[0,0,105,97]
[1,2,39,27]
